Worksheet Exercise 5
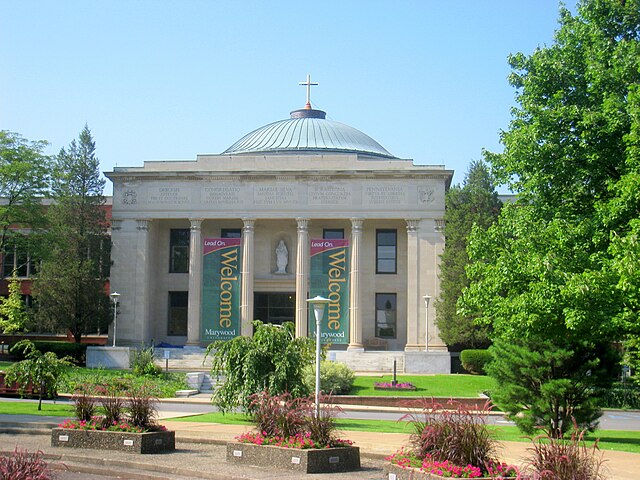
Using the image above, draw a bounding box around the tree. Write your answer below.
[0,131,50,279]
[31,125,111,343]
[460,0,640,435]
[0,275,29,333]
[5,340,72,410]
[435,160,501,350]
[205,321,315,413]
[487,338,618,438]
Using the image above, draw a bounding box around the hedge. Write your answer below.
[460,349,493,375]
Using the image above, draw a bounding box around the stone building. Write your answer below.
[106,93,453,373]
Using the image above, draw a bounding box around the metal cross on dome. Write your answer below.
[299,74,318,108]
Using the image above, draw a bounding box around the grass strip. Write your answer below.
[0,401,73,417]
[349,374,495,397]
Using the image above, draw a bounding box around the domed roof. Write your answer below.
[222,106,395,159]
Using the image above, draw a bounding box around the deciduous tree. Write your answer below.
[0,275,29,333]
[461,0,640,434]
[0,131,50,279]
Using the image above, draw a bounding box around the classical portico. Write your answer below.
[106,97,453,373]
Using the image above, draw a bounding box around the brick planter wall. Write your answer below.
[226,441,360,474]
[51,428,175,454]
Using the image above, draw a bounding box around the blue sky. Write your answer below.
[1,1,573,194]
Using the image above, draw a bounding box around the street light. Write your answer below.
[423,295,431,352]
[110,292,120,348]
[306,295,330,418]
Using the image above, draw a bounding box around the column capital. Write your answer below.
[296,217,309,231]
[405,219,420,233]
[435,218,446,232]
[242,218,256,232]
[189,219,203,231]
[111,219,122,231]
[350,218,364,232]
[136,219,150,231]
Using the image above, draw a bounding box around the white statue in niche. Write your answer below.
[275,240,288,274]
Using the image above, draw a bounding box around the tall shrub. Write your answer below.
[205,321,315,413]
[5,340,72,410]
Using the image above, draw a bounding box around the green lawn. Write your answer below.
[0,401,73,416]
[349,374,495,397]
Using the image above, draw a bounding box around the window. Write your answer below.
[169,229,190,273]
[167,291,188,336]
[375,293,397,338]
[323,229,344,239]
[221,228,241,238]
[2,242,36,278]
[254,292,295,325]
[376,229,397,274]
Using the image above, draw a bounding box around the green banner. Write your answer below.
[201,238,242,342]
[309,239,350,344]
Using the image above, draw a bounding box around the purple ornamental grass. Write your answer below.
[0,448,53,480]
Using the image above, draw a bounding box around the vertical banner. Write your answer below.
[309,239,350,344]
[201,238,242,342]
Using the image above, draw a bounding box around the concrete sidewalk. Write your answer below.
[1,412,639,479]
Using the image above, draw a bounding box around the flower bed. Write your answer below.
[51,384,174,454]
[374,382,417,391]
[51,428,175,454]
[384,450,518,479]
[227,441,360,474]
[225,391,361,473]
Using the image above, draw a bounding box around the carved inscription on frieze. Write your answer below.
[148,187,190,205]
[202,186,243,205]
[309,184,352,206]
[364,185,408,205]
[254,184,296,206]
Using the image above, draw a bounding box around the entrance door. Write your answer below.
[254,292,295,325]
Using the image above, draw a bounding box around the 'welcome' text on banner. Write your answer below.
[201,238,242,342]
[309,239,350,344]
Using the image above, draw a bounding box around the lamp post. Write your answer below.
[423,295,431,352]
[307,295,330,418]
[110,292,120,348]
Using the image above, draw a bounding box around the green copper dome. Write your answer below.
[223,107,395,159]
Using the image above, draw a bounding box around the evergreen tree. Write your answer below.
[435,160,501,350]
[32,125,111,342]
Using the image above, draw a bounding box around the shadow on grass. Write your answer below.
[587,436,640,448]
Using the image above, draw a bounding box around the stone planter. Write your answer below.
[383,462,517,480]
[226,441,360,474]
[51,428,175,454]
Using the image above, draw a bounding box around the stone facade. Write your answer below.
[105,109,453,372]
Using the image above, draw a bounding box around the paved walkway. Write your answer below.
[1,400,639,479]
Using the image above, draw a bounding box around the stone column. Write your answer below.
[186,219,203,346]
[348,218,364,351]
[240,218,255,337]
[295,218,310,338]
[404,219,422,351]
[135,219,152,342]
